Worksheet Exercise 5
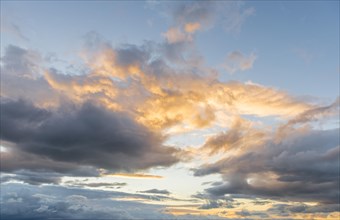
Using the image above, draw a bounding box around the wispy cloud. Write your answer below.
[1,20,29,41]
[104,173,163,179]
[223,51,257,74]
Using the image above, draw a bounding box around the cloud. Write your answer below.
[201,117,266,155]
[222,3,255,34]
[171,1,217,29]
[1,45,42,78]
[2,43,312,135]
[194,128,339,204]
[0,45,58,106]
[184,22,201,33]
[162,27,192,44]
[104,173,163,179]
[1,171,62,185]
[0,99,180,174]
[140,189,171,195]
[169,1,254,34]
[268,203,340,215]
[160,1,254,44]
[223,51,257,74]
[0,183,222,220]
[63,180,127,189]
[277,97,339,139]
[1,20,29,41]
[293,48,314,63]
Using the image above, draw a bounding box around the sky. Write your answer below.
[0,1,339,219]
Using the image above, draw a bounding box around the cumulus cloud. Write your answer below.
[0,99,180,174]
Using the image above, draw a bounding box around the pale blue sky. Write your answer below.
[1,1,339,99]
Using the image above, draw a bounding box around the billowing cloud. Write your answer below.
[0,99,180,173]
[24,40,307,135]
[194,128,339,204]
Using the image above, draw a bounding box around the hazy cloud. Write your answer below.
[0,183,220,220]
[1,20,29,41]
[223,51,257,74]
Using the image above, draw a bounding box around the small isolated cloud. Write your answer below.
[140,189,171,195]
[162,27,191,44]
[223,51,257,74]
[293,48,314,64]
[161,1,255,44]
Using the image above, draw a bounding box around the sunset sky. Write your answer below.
[1,1,339,219]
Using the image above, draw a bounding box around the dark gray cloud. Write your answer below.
[1,171,62,185]
[194,128,339,204]
[140,189,171,195]
[235,209,269,218]
[0,99,180,174]
[268,203,340,216]
[199,199,236,210]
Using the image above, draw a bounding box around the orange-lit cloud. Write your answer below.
[184,22,201,33]
[42,43,313,134]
